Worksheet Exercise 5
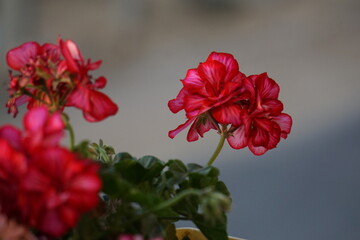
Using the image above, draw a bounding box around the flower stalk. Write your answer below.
[207,125,227,166]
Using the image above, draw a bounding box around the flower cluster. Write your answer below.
[169,52,292,155]
[1,39,292,240]
[6,38,118,122]
[0,107,101,237]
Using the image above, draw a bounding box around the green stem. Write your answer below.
[23,90,51,106]
[62,113,75,150]
[67,122,75,150]
[124,188,207,227]
[150,188,203,213]
[207,125,227,166]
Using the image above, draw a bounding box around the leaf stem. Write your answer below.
[207,125,227,166]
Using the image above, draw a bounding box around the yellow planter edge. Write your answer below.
[176,228,245,240]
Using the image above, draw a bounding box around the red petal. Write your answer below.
[182,69,204,88]
[6,42,40,70]
[272,113,292,138]
[196,117,218,137]
[248,142,268,156]
[183,94,208,118]
[42,112,65,147]
[186,117,218,142]
[59,206,79,228]
[82,89,119,122]
[87,60,102,70]
[261,99,283,115]
[253,118,273,132]
[168,88,186,113]
[253,73,280,100]
[23,107,47,133]
[0,125,22,150]
[0,139,27,179]
[94,76,107,89]
[67,85,118,122]
[38,209,67,237]
[41,43,61,62]
[198,60,226,92]
[211,103,242,125]
[267,124,281,149]
[169,118,195,139]
[227,125,248,149]
[70,174,101,192]
[66,85,91,109]
[187,121,199,142]
[251,126,269,147]
[207,52,239,82]
[59,39,82,73]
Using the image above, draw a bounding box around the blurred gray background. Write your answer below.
[1,0,360,239]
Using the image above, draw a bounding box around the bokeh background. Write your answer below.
[1,0,360,239]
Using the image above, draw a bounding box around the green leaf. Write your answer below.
[194,219,228,240]
[114,159,146,184]
[138,155,166,180]
[101,172,132,197]
[113,152,134,163]
[187,163,203,172]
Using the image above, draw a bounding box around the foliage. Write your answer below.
[73,142,231,240]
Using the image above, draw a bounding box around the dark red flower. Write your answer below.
[59,38,118,122]
[18,147,101,237]
[168,52,246,141]
[0,137,27,218]
[227,73,292,155]
[0,107,101,236]
[169,53,292,156]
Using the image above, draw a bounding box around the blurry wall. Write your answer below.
[1,0,360,239]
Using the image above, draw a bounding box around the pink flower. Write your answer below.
[6,39,118,122]
[22,107,64,151]
[227,73,292,155]
[168,52,247,141]
[6,42,41,71]
[19,147,101,237]
[5,42,62,116]
[59,38,118,122]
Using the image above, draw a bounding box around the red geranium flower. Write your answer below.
[0,125,28,220]
[169,53,292,156]
[18,147,101,237]
[227,73,292,155]
[59,38,118,122]
[6,39,118,122]
[0,107,102,237]
[168,52,247,141]
[0,136,27,218]
[5,41,63,116]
